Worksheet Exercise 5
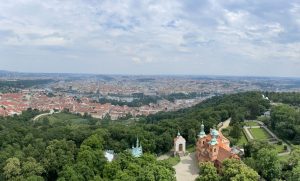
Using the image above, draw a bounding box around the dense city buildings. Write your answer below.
[0,91,203,119]
[1,73,300,119]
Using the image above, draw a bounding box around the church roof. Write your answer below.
[211,128,219,137]
[216,147,232,162]
[197,128,239,163]
[174,134,186,143]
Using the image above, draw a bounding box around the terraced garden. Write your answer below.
[249,128,271,140]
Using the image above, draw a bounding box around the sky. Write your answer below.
[0,0,300,77]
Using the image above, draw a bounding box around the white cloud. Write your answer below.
[0,0,300,76]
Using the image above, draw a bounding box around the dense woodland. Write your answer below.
[1,92,300,180]
[267,92,300,106]
[262,92,300,143]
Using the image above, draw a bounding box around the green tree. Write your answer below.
[58,165,82,181]
[43,139,76,178]
[255,148,281,180]
[103,161,121,180]
[196,162,220,181]
[3,157,22,180]
[291,165,300,181]
[288,148,300,168]
[222,159,259,181]
[188,129,196,144]
[22,157,44,177]
[229,123,242,139]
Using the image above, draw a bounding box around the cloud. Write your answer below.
[0,0,299,76]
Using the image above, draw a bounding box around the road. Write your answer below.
[173,153,199,181]
[218,117,231,131]
[32,110,59,121]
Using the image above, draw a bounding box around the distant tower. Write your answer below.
[131,137,143,157]
[174,131,186,157]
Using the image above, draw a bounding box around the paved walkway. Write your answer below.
[157,154,170,161]
[32,110,59,121]
[173,153,199,181]
[218,117,231,131]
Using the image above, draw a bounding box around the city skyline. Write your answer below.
[1,0,300,77]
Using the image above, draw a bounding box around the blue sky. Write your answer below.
[0,0,300,76]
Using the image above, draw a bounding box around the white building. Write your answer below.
[104,150,115,162]
[173,131,186,157]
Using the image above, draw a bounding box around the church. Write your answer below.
[173,131,186,156]
[196,122,240,170]
[131,137,143,157]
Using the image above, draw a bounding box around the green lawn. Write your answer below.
[39,113,89,125]
[274,144,286,153]
[278,154,290,162]
[245,121,260,126]
[237,132,248,146]
[250,128,271,140]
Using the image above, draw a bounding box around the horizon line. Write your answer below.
[1,69,300,79]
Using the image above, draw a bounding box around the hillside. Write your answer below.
[0,92,272,180]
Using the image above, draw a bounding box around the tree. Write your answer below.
[3,157,22,179]
[255,148,281,180]
[58,165,82,181]
[43,139,76,179]
[291,165,300,181]
[188,129,196,144]
[288,148,300,168]
[22,157,44,177]
[222,159,259,181]
[103,161,121,180]
[229,123,242,139]
[196,162,220,181]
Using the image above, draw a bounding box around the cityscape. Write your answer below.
[1,0,300,181]
[1,72,300,120]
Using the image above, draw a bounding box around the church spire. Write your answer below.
[198,121,206,138]
[177,130,181,136]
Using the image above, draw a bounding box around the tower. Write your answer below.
[197,121,207,146]
[198,121,206,138]
[208,128,219,161]
[197,121,207,159]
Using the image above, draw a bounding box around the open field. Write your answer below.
[250,128,271,140]
[37,112,90,125]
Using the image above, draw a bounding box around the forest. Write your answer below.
[267,92,300,106]
[1,91,298,180]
